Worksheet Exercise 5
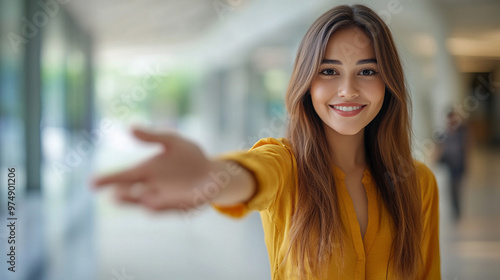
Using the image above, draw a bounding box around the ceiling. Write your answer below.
[63,0,500,72]
[65,0,219,47]
[437,0,500,71]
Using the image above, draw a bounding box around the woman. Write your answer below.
[94,4,441,279]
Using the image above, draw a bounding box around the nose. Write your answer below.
[337,76,359,99]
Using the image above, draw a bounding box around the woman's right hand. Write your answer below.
[93,128,220,211]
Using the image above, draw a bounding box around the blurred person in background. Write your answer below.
[438,109,471,221]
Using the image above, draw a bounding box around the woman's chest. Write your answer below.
[344,175,369,239]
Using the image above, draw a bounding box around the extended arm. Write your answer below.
[93,128,256,211]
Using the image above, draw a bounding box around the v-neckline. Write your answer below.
[333,165,376,256]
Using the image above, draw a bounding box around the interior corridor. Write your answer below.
[1,1,499,279]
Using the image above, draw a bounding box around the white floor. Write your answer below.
[96,192,271,280]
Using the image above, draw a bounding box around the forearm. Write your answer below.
[207,160,257,206]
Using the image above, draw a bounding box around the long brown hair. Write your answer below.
[284,4,422,279]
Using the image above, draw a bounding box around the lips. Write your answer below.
[331,105,363,112]
[329,103,366,117]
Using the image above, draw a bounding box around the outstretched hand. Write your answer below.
[92,128,214,211]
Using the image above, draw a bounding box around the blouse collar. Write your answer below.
[332,164,374,192]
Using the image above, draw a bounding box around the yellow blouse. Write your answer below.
[212,137,441,280]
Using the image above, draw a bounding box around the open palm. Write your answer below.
[93,128,213,211]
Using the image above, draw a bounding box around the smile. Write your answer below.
[329,104,366,117]
[331,105,363,112]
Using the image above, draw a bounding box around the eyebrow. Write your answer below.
[321,58,377,65]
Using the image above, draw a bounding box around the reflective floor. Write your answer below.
[95,194,270,280]
[95,144,500,280]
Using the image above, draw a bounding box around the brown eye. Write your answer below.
[359,69,377,76]
[320,69,337,75]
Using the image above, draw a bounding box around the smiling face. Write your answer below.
[310,27,386,136]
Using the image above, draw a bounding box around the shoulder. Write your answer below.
[247,137,295,158]
[221,137,297,172]
[413,160,435,181]
[250,137,292,150]
[413,160,439,204]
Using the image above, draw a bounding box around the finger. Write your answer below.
[92,167,144,187]
[114,183,134,201]
[132,128,178,146]
[140,190,197,212]
[115,183,144,203]
[139,191,171,211]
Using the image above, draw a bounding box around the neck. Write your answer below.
[324,126,367,173]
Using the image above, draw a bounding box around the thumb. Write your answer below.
[92,166,143,187]
[132,127,178,146]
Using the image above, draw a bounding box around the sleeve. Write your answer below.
[415,162,442,279]
[211,137,295,218]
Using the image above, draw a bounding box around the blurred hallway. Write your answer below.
[438,144,500,280]
[1,0,500,279]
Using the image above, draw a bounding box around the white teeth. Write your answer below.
[332,105,362,112]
